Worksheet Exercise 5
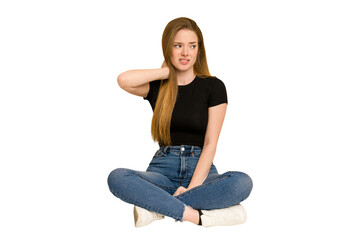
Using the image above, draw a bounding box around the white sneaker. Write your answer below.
[200,204,247,227]
[133,205,165,227]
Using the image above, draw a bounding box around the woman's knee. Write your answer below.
[228,171,253,201]
[107,168,134,193]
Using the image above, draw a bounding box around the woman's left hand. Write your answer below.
[173,186,188,196]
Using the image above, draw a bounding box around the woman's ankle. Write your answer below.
[182,206,200,225]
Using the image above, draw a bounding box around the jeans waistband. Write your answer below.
[159,145,202,154]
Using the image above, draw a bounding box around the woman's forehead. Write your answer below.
[173,29,198,42]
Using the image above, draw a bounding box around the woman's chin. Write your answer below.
[174,65,194,73]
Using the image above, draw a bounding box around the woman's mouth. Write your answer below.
[179,59,190,65]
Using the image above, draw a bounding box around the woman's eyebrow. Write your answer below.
[173,41,198,44]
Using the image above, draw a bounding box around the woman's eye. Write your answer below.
[191,45,197,49]
[174,45,181,48]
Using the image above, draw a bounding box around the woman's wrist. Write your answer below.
[159,67,169,80]
[187,182,200,190]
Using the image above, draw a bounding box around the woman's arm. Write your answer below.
[117,63,169,97]
[173,103,227,196]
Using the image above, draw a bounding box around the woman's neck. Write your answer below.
[176,70,196,86]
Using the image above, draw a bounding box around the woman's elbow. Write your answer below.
[117,73,127,89]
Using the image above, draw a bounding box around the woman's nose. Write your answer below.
[181,47,188,56]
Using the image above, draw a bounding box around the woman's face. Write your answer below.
[170,29,198,73]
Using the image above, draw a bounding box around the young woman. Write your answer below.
[107,17,253,227]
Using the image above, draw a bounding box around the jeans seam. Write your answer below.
[177,172,233,199]
[176,171,250,209]
[109,187,183,221]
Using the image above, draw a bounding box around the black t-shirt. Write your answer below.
[144,75,227,148]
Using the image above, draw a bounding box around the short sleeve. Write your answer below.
[143,80,161,109]
[144,80,161,100]
[208,78,228,107]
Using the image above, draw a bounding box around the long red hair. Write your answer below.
[151,17,213,146]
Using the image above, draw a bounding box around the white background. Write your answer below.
[1,0,359,239]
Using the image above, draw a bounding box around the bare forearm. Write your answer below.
[187,144,217,189]
[117,68,169,88]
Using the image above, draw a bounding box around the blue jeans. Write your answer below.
[107,145,253,221]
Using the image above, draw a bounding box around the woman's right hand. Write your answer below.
[161,61,170,76]
[117,62,169,97]
[160,61,170,79]
[161,61,168,69]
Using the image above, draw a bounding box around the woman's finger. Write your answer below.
[173,186,187,196]
[173,188,182,196]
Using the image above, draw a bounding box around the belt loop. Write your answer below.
[190,146,194,152]
[164,146,169,153]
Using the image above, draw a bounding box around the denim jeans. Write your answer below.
[107,145,253,221]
